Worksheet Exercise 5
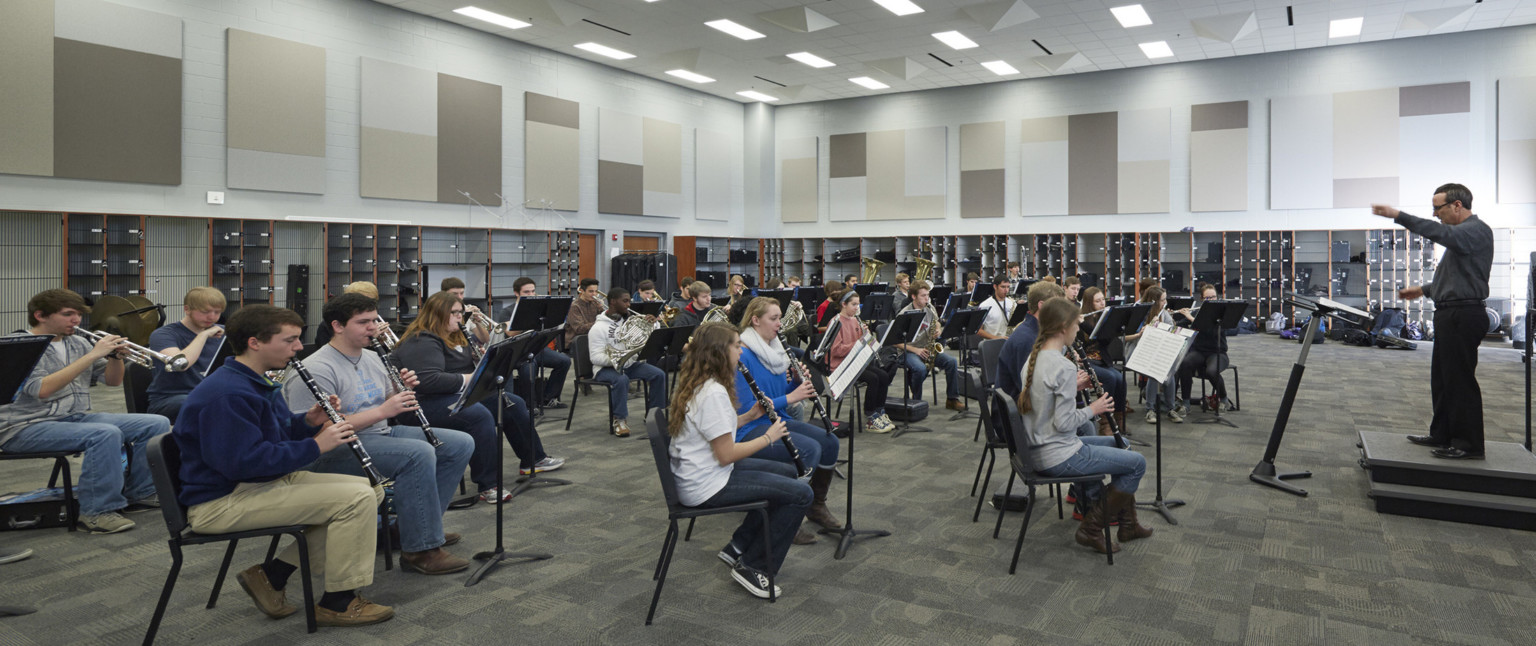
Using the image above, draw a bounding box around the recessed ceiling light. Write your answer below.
[574,42,636,60]
[453,6,531,30]
[737,90,779,102]
[1329,17,1363,38]
[787,52,836,68]
[665,69,715,83]
[1138,40,1174,59]
[850,76,890,90]
[1110,4,1152,28]
[704,19,765,40]
[981,60,1020,76]
[932,30,979,50]
[872,0,924,17]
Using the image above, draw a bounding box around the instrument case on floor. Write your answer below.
[0,488,76,532]
[886,400,929,422]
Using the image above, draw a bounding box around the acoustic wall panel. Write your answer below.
[226,29,326,194]
[695,129,732,222]
[1190,101,1248,212]
[1499,77,1536,204]
[1021,109,1170,216]
[643,118,683,217]
[524,92,579,211]
[779,137,818,223]
[1116,108,1170,214]
[597,109,681,217]
[1020,117,1068,216]
[960,121,1005,219]
[0,0,182,185]
[828,126,947,221]
[1271,82,1469,209]
[360,58,502,205]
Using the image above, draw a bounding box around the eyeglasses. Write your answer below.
[450,309,464,315]
[1433,202,1453,212]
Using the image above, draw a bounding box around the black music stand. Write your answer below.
[1167,296,1195,311]
[505,297,571,421]
[1187,300,1246,428]
[1087,304,1154,447]
[929,286,955,311]
[1249,295,1369,497]
[1125,322,1197,524]
[968,283,994,306]
[794,286,824,313]
[861,292,895,323]
[1012,279,1038,297]
[852,283,888,299]
[880,310,933,438]
[0,335,48,617]
[1005,302,1030,330]
[941,308,987,421]
[939,293,968,325]
[758,289,795,314]
[636,324,694,408]
[630,301,664,317]
[820,339,890,559]
[455,335,553,586]
[505,328,571,498]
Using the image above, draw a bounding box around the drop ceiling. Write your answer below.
[373,0,1536,105]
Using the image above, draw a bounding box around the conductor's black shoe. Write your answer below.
[1406,435,1448,448]
[1430,447,1484,460]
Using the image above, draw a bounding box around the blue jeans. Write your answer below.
[306,426,473,552]
[146,394,188,424]
[418,390,544,491]
[740,419,840,470]
[1144,377,1176,413]
[1041,435,1145,494]
[696,458,811,576]
[902,350,959,399]
[1,413,168,515]
[592,362,667,420]
[1090,363,1128,412]
[515,348,572,404]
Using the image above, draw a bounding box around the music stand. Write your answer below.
[968,283,994,305]
[1005,302,1029,330]
[1167,296,1195,311]
[455,334,553,586]
[940,308,988,421]
[711,295,732,309]
[630,301,663,317]
[1083,304,1153,447]
[1125,322,1197,523]
[0,335,48,617]
[853,283,888,300]
[861,292,895,323]
[505,298,572,421]
[811,317,841,367]
[1249,294,1369,497]
[758,289,795,314]
[1187,300,1245,428]
[202,336,233,378]
[939,293,968,325]
[879,310,934,438]
[820,337,890,559]
[929,286,955,310]
[1012,279,1038,297]
[794,286,824,313]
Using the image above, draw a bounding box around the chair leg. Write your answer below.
[970,446,989,498]
[1008,487,1037,575]
[264,535,280,564]
[58,458,77,532]
[973,413,983,442]
[993,472,1016,539]
[1104,521,1115,567]
[1055,483,1065,520]
[653,521,678,581]
[144,542,184,646]
[646,522,681,625]
[971,450,996,523]
[683,517,696,542]
[565,384,579,431]
[48,458,62,488]
[292,533,318,633]
[1232,367,1240,410]
[379,508,393,571]
[207,540,239,608]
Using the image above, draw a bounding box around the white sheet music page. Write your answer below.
[1125,322,1196,384]
[828,339,875,401]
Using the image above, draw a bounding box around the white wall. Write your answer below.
[767,24,1536,238]
[0,0,750,282]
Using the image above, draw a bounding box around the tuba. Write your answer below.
[913,238,936,283]
[860,256,884,284]
[603,313,657,370]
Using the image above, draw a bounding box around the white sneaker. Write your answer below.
[1145,411,1158,425]
[1167,408,1184,423]
[478,488,513,504]
[865,415,892,433]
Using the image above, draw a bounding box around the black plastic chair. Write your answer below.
[143,435,317,644]
[969,385,1008,522]
[566,335,615,431]
[988,388,1114,573]
[0,451,78,531]
[122,363,153,415]
[973,338,1005,441]
[644,409,773,625]
[1197,364,1241,410]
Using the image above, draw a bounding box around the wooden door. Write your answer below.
[578,233,597,281]
[626,236,659,252]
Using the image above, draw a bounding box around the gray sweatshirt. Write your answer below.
[0,333,107,446]
[1021,349,1093,471]
[1394,212,1492,305]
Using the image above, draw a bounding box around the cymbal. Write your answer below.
[90,295,153,346]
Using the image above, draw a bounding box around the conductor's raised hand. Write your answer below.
[1399,285,1424,300]
[1370,204,1400,219]
[314,420,358,452]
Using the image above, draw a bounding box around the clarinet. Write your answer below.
[735,363,811,479]
[1066,342,1127,449]
[775,331,837,436]
[369,335,444,448]
[458,322,484,363]
[287,358,389,486]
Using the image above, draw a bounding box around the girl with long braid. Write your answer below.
[1018,297,1153,554]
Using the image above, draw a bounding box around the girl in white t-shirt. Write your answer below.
[667,322,811,600]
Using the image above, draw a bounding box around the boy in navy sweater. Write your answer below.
[174,305,393,627]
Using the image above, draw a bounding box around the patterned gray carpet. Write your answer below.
[3,334,1534,645]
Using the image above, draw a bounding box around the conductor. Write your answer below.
[1371,183,1492,460]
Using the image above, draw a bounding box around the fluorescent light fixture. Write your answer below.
[665,69,716,83]
[705,19,765,40]
[1110,4,1152,28]
[574,42,636,60]
[1138,40,1174,59]
[453,6,531,30]
[1329,16,1363,38]
[736,90,779,102]
[932,30,979,50]
[981,60,1020,76]
[849,76,889,90]
[872,0,924,17]
[787,51,836,68]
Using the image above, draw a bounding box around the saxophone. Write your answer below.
[919,304,943,373]
[603,312,657,370]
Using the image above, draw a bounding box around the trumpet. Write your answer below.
[75,328,190,372]
[374,315,400,350]
[466,309,507,336]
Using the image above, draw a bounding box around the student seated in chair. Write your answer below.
[498,277,572,411]
[588,288,668,437]
[146,287,228,423]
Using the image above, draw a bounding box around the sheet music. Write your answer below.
[1316,296,1371,320]
[828,338,875,402]
[201,336,226,377]
[1125,322,1196,384]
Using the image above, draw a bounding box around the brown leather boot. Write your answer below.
[793,526,819,544]
[1073,497,1119,554]
[946,398,967,411]
[805,469,843,530]
[400,547,471,575]
[1108,488,1153,542]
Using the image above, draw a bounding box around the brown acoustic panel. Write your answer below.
[53,38,181,185]
[227,29,325,157]
[0,1,54,177]
[1067,112,1116,215]
[1191,101,1248,131]
[829,132,866,178]
[1400,81,1471,117]
[961,169,1005,218]
[598,160,643,215]
[526,92,578,129]
[437,73,502,205]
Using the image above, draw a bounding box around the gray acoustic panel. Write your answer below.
[226,29,326,194]
[598,160,643,216]
[52,38,181,185]
[829,133,866,178]
[0,2,54,178]
[1067,112,1117,215]
[436,73,502,206]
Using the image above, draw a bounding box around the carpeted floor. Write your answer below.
[2,333,1534,645]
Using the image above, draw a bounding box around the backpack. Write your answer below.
[1265,312,1287,334]
[1371,308,1406,338]
[1342,328,1374,346]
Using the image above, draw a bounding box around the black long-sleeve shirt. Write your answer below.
[1394,212,1492,305]
[391,331,475,395]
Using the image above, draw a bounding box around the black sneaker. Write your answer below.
[717,543,743,566]
[542,398,567,410]
[730,563,781,599]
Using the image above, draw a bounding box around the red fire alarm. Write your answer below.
[611,233,619,241]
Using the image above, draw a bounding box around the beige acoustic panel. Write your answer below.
[865,129,906,220]
[642,117,681,217]
[780,158,818,223]
[1499,138,1536,204]
[1117,160,1170,214]
[436,73,502,206]
[227,29,325,194]
[1333,88,1399,182]
[52,38,181,185]
[1190,128,1247,212]
[960,121,1004,171]
[360,126,437,201]
[695,129,732,222]
[0,1,54,177]
[525,120,579,211]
